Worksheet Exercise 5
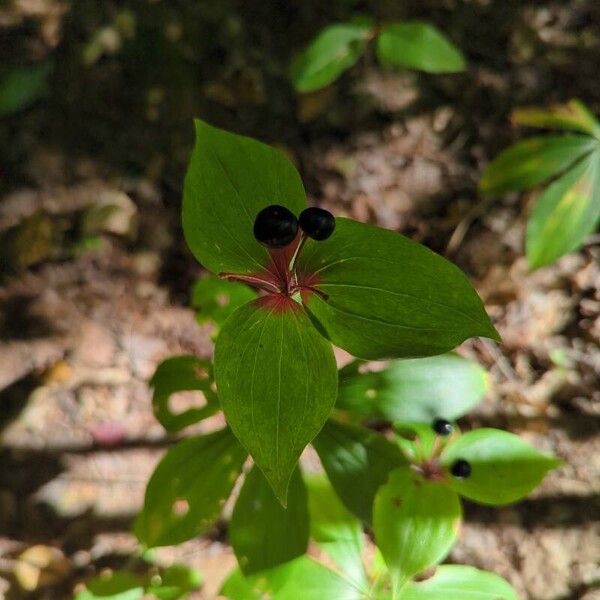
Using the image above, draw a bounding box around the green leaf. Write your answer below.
[221,557,364,600]
[512,99,600,137]
[146,564,203,600]
[192,275,257,331]
[398,565,517,600]
[150,355,219,433]
[290,23,373,93]
[376,21,465,74]
[312,419,407,523]
[230,466,309,575]
[75,572,144,600]
[182,120,306,275]
[337,354,488,423]
[135,428,247,547]
[305,472,366,586]
[373,468,462,586]
[526,151,600,269]
[215,299,337,504]
[297,218,499,360]
[393,421,439,462]
[441,428,561,505]
[0,62,53,117]
[480,135,597,195]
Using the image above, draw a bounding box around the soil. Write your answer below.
[1,1,599,599]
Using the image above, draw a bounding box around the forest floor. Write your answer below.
[1,1,599,599]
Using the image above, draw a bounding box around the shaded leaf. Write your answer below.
[146,565,203,600]
[230,466,309,575]
[221,557,364,600]
[512,99,600,137]
[135,428,247,547]
[192,275,257,331]
[526,151,600,269]
[305,472,366,586]
[480,135,597,195]
[182,120,306,275]
[441,428,561,505]
[290,23,373,92]
[376,21,465,74]
[373,468,461,586]
[337,354,488,423]
[398,565,517,600]
[312,419,407,523]
[150,355,219,433]
[0,62,53,117]
[297,218,499,360]
[215,299,337,504]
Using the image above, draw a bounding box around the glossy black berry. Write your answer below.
[432,418,453,436]
[253,205,299,248]
[299,207,335,241]
[450,458,472,479]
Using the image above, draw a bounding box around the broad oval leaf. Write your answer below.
[221,557,364,600]
[376,21,465,74]
[134,428,247,547]
[512,99,600,137]
[215,299,338,504]
[398,565,517,600]
[290,23,373,93]
[373,468,462,586]
[337,354,488,423]
[305,472,366,587]
[297,218,499,360]
[526,152,600,269]
[182,120,307,275]
[441,428,561,505]
[312,419,407,523]
[150,355,219,433]
[192,275,257,332]
[230,466,309,575]
[480,135,597,195]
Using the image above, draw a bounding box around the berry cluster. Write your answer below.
[430,418,472,480]
[254,205,335,248]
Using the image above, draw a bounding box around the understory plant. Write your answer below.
[118,122,559,599]
[480,99,600,269]
[290,18,465,93]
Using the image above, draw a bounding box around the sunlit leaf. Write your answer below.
[146,564,203,600]
[290,22,374,92]
[182,120,306,275]
[441,428,561,505]
[512,99,600,137]
[337,354,488,423]
[312,419,407,523]
[230,466,309,574]
[150,355,219,433]
[305,472,366,586]
[373,468,461,586]
[215,299,337,504]
[376,21,465,74]
[75,572,144,600]
[297,218,499,360]
[398,565,517,600]
[480,135,597,195]
[526,151,600,269]
[135,428,247,547]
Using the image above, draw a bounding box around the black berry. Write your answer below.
[450,459,472,479]
[432,418,453,436]
[253,205,299,248]
[299,207,335,241]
